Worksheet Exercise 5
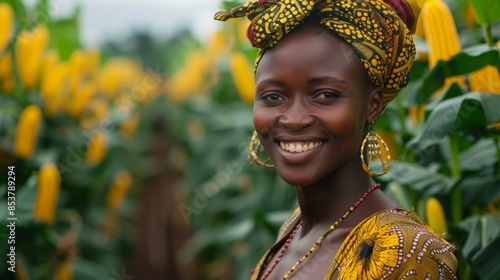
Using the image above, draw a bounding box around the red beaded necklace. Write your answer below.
[260,184,380,280]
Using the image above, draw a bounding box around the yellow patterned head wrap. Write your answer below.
[215,0,420,106]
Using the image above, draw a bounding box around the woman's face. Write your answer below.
[253,25,380,187]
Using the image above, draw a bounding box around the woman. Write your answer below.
[215,0,457,279]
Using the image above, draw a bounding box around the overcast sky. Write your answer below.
[25,0,224,47]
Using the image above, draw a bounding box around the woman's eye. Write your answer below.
[316,91,339,99]
[263,94,283,101]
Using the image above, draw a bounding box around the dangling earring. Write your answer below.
[360,125,391,176]
[248,131,274,168]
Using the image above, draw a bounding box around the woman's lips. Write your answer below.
[275,140,325,164]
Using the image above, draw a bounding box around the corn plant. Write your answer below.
[0,1,166,279]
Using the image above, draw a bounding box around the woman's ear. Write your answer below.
[367,87,384,124]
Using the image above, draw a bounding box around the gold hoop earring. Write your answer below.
[248,131,274,168]
[360,126,391,176]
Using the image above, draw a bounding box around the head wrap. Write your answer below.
[215,0,420,107]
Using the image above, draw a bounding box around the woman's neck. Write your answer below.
[295,160,376,236]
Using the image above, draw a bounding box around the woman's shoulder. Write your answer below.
[329,208,458,279]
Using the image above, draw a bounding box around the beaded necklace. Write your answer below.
[260,184,380,280]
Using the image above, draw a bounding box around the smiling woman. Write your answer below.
[253,26,372,188]
[215,0,458,279]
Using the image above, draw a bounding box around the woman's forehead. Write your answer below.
[255,26,365,78]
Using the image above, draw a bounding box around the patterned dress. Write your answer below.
[251,208,457,279]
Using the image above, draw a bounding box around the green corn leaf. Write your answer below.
[409,93,500,151]
[459,139,498,172]
[407,45,500,106]
[47,7,81,60]
[15,174,37,226]
[377,161,456,195]
[384,181,413,210]
[460,214,500,279]
[469,0,500,25]
[462,176,500,207]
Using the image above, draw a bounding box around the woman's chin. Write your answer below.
[277,170,318,188]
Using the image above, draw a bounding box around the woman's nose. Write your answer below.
[278,100,314,131]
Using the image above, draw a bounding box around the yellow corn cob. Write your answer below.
[0,51,12,78]
[486,193,500,213]
[207,29,228,61]
[98,59,122,98]
[408,104,427,124]
[0,76,14,93]
[0,51,14,93]
[54,259,73,280]
[14,260,29,280]
[98,58,141,99]
[41,62,69,100]
[469,66,500,93]
[14,105,43,159]
[15,26,49,90]
[34,163,60,223]
[0,3,14,53]
[68,49,85,94]
[82,49,100,78]
[186,51,210,95]
[68,81,95,117]
[487,202,500,213]
[106,171,133,213]
[0,75,14,93]
[488,121,500,130]
[40,51,60,99]
[86,133,107,166]
[167,50,209,103]
[468,41,500,93]
[425,197,448,236]
[229,52,255,103]
[421,0,464,90]
[41,50,59,80]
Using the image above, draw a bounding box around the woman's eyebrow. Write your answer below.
[256,79,285,87]
[308,76,348,84]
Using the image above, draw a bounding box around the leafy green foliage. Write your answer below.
[468,0,500,25]
[460,214,500,279]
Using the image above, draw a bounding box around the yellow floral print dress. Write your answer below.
[251,208,457,279]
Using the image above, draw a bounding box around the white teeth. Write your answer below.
[279,141,323,153]
[296,144,303,152]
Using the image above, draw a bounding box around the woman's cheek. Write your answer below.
[253,107,277,139]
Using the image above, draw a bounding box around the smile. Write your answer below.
[279,141,324,153]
